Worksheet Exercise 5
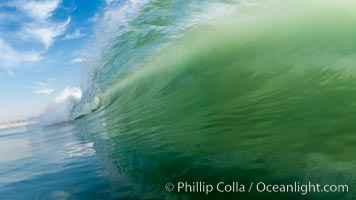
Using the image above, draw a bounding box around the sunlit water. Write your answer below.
[0,124,115,200]
[3,0,356,199]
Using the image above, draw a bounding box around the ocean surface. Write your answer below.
[2,0,356,199]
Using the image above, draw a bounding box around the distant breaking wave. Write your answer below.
[40,87,82,125]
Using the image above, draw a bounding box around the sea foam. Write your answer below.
[40,87,82,125]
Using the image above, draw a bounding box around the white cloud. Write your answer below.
[16,0,61,21]
[32,80,55,95]
[88,13,100,23]
[0,39,42,68]
[0,0,71,69]
[63,29,86,40]
[4,0,69,48]
[104,0,116,4]
[34,81,48,87]
[69,57,84,63]
[21,17,71,48]
[34,88,55,95]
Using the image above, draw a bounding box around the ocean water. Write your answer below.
[2,0,356,199]
[0,123,112,200]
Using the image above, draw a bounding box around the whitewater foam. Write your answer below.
[40,87,82,125]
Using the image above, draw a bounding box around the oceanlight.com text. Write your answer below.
[165,181,349,195]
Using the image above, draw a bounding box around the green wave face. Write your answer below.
[78,0,356,199]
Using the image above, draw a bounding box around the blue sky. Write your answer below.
[0,0,106,121]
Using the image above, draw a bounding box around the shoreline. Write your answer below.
[0,119,37,130]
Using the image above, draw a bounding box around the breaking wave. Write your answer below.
[38,1,356,198]
[40,87,82,125]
